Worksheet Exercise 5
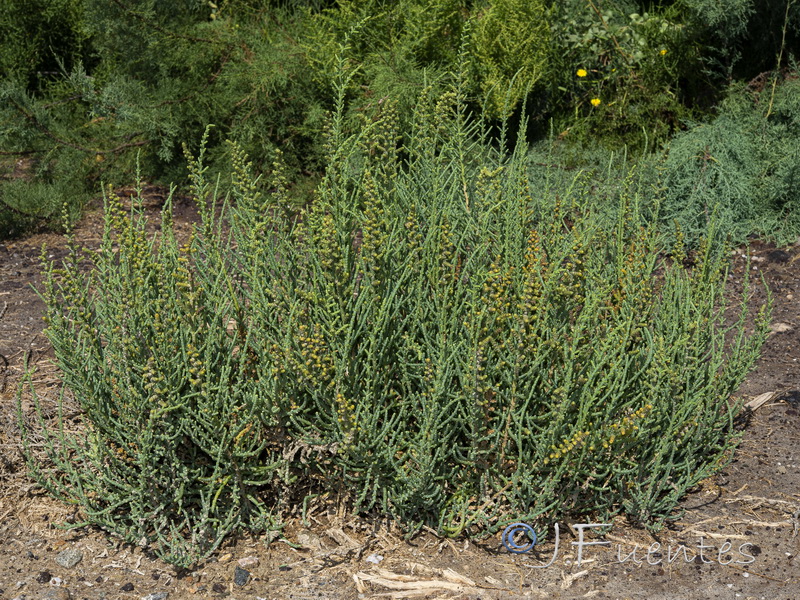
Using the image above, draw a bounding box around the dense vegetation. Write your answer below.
[8,0,793,568]
[20,75,769,566]
[2,0,798,240]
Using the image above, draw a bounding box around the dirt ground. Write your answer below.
[1,194,799,600]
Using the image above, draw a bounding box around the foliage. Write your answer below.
[302,0,551,121]
[661,72,800,245]
[471,0,549,117]
[0,0,91,87]
[546,0,698,150]
[672,0,800,80]
[2,0,798,240]
[0,1,330,238]
[0,147,89,238]
[19,72,770,566]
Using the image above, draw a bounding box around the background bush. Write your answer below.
[20,77,770,566]
[661,72,800,245]
[2,0,798,240]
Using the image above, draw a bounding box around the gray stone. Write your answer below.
[233,565,250,586]
[41,588,72,600]
[141,594,169,600]
[54,548,83,569]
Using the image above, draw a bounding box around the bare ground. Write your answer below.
[1,194,799,600]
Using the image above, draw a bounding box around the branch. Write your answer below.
[586,0,634,64]
[108,0,222,45]
[7,95,150,155]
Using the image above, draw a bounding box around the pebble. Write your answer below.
[121,582,135,592]
[234,565,250,586]
[36,571,52,583]
[55,548,83,569]
[41,588,72,600]
[141,594,169,600]
[769,322,794,334]
[237,556,259,568]
[296,531,322,549]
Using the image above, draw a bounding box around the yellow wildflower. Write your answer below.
[660,49,667,56]
[576,69,588,78]
[590,98,601,107]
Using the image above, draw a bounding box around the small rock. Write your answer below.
[237,556,259,569]
[141,593,169,600]
[36,571,52,583]
[55,548,83,569]
[212,582,227,593]
[41,588,72,600]
[120,582,135,592]
[777,465,788,474]
[218,553,233,564]
[233,566,250,586]
[49,577,64,586]
[365,553,383,565]
[770,322,794,334]
[296,531,321,549]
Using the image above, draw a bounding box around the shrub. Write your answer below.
[0,0,90,88]
[0,1,331,239]
[19,68,770,567]
[661,72,800,245]
[546,0,698,150]
[0,147,89,238]
[303,0,551,121]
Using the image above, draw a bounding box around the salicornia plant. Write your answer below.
[19,58,770,567]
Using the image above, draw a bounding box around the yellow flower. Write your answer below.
[660,48,668,56]
[590,98,601,107]
[576,69,588,78]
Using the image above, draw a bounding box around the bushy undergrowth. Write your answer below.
[662,73,800,246]
[3,0,796,239]
[19,76,770,566]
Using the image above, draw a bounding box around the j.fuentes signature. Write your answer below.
[502,522,756,568]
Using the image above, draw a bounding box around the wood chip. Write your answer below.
[745,392,777,411]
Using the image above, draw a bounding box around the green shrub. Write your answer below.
[0,147,89,238]
[471,0,549,118]
[662,72,800,245]
[546,0,698,150]
[0,0,90,88]
[673,0,800,80]
[303,0,551,121]
[0,2,333,238]
[19,68,769,567]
